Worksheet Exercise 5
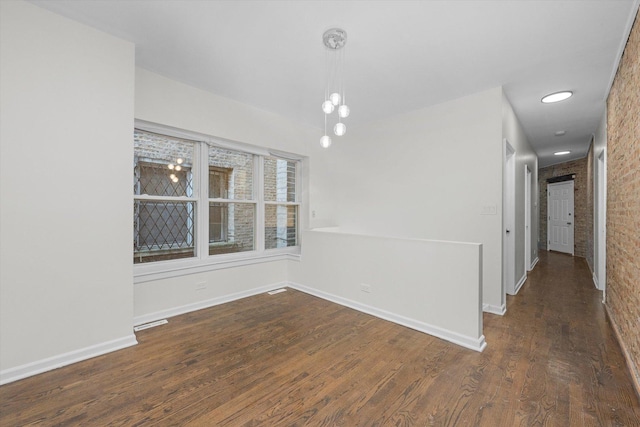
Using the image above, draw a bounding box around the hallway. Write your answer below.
[1,252,639,425]
[485,250,640,425]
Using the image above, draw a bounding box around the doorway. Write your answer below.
[595,149,607,300]
[547,180,574,255]
[525,165,532,271]
[504,140,516,296]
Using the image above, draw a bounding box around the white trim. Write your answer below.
[196,140,208,258]
[133,282,287,326]
[547,180,575,255]
[503,139,516,298]
[134,252,299,283]
[134,194,198,202]
[135,119,270,156]
[483,303,507,316]
[254,154,265,254]
[593,272,600,290]
[529,256,539,271]
[287,282,487,352]
[605,0,640,95]
[595,148,607,300]
[133,123,303,282]
[136,120,305,162]
[268,149,304,161]
[525,165,532,271]
[0,335,138,386]
[512,272,527,295]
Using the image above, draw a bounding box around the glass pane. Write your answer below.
[134,130,194,197]
[265,204,298,249]
[264,157,297,202]
[209,202,255,255]
[208,146,253,200]
[134,201,195,263]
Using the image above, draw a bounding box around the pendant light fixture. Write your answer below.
[321,28,349,148]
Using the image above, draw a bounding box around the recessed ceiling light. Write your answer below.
[554,151,571,156]
[555,130,566,136]
[542,91,573,103]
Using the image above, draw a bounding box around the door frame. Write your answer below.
[595,148,607,300]
[547,180,575,255]
[503,139,516,296]
[525,165,532,271]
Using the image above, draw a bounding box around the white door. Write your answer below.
[547,181,574,255]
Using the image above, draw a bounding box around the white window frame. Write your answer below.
[134,120,302,284]
[263,156,301,251]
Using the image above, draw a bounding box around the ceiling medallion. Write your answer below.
[323,28,347,50]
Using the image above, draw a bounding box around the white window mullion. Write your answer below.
[134,123,300,277]
[133,195,198,202]
[263,201,300,206]
[255,155,265,253]
[197,142,209,260]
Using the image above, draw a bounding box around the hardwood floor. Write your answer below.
[1,251,639,426]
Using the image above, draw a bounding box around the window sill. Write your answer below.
[134,249,301,284]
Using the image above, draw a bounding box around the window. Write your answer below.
[264,157,299,249]
[133,127,301,270]
[207,146,255,256]
[134,132,195,264]
[208,167,230,243]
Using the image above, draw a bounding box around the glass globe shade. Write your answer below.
[320,135,332,148]
[338,105,350,118]
[175,165,182,171]
[322,100,334,114]
[168,164,174,170]
[169,173,176,179]
[172,177,179,183]
[329,92,341,106]
[334,122,346,136]
[176,158,183,164]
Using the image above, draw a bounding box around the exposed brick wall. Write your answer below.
[606,9,640,391]
[538,157,589,257]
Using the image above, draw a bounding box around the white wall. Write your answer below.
[308,88,505,311]
[0,3,532,380]
[502,94,539,293]
[288,229,485,351]
[134,261,289,325]
[593,110,607,290]
[133,68,318,322]
[0,1,135,383]
[135,68,317,156]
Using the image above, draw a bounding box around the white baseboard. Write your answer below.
[593,272,600,290]
[287,282,487,353]
[529,256,539,270]
[133,282,287,326]
[513,273,527,295]
[0,334,138,386]
[605,305,640,397]
[483,303,506,316]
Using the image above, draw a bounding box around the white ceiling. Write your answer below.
[30,0,639,167]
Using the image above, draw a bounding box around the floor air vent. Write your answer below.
[134,319,168,332]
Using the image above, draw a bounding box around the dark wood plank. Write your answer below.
[1,251,639,426]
